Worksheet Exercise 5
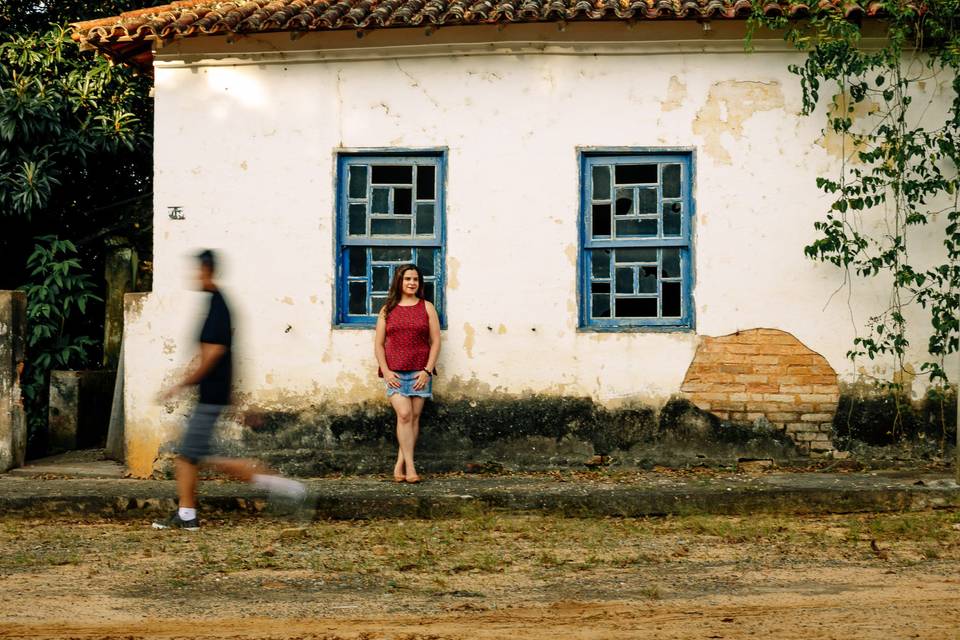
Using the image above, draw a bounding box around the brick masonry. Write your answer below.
[680,328,840,453]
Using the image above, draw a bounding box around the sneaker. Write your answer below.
[152,511,200,531]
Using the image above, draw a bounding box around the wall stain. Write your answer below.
[564,244,577,267]
[693,80,785,165]
[280,296,294,305]
[162,338,176,355]
[463,322,476,358]
[497,324,507,335]
[661,76,687,112]
[447,256,461,290]
[819,92,880,161]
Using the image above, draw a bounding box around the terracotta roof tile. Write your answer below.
[70,0,887,67]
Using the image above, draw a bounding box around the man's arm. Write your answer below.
[159,343,226,401]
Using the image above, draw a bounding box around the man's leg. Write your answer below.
[176,456,199,508]
[207,457,306,499]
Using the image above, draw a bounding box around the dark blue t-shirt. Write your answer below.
[198,289,232,405]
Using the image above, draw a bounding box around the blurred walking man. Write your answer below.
[153,250,305,530]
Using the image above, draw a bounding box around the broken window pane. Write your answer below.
[423,282,435,304]
[592,166,611,200]
[662,281,681,317]
[638,266,658,293]
[371,218,412,235]
[591,282,610,294]
[661,249,681,278]
[371,296,387,314]
[615,267,634,294]
[615,297,657,318]
[371,266,391,292]
[371,247,412,262]
[615,248,657,263]
[416,203,434,235]
[663,205,681,237]
[616,219,657,237]
[592,294,610,318]
[371,165,413,184]
[348,204,367,235]
[615,188,633,216]
[416,165,435,199]
[615,164,657,184]
[637,188,657,214]
[348,281,367,315]
[417,248,435,277]
[372,188,390,214]
[592,204,611,237]
[394,188,413,215]
[349,165,368,199]
[591,249,611,279]
[662,164,681,198]
[348,247,367,277]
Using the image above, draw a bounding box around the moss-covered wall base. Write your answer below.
[154,396,806,477]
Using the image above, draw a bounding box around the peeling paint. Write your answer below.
[693,80,785,165]
[162,338,176,355]
[564,243,577,267]
[661,75,687,111]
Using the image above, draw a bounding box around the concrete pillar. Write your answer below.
[103,246,137,370]
[0,291,27,472]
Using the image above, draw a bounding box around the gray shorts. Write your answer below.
[177,403,225,464]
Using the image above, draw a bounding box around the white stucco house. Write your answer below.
[73,0,958,476]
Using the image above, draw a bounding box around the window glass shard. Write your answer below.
[592,165,611,200]
[615,267,634,294]
[348,281,367,315]
[591,249,611,279]
[348,165,368,199]
[592,294,610,318]
[616,219,657,237]
[348,204,367,235]
[416,203,435,235]
[371,247,412,262]
[637,188,657,214]
[638,266,658,293]
[348,247,367,277]
[371,218,412,235]
[662,163,681,198]
[372,188,390,214]
[615,248,657,264]
[372,266,391,292]
[615,188,633,216]
[661,249,681,278]
[416,248,435,277]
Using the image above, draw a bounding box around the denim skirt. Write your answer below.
[385,370,433,399]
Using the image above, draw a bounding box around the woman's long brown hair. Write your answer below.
[382,264,424,316]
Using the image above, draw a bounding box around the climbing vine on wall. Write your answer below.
[748,1,959,401]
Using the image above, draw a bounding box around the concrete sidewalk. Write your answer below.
[0,469,957,519]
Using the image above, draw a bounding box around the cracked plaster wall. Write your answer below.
[117,47,959,476]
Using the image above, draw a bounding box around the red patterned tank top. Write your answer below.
[382,299,432,374]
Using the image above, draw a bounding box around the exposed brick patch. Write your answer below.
[681,329,840,453]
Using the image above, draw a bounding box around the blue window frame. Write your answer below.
[335,151,445,327]
[579,151,695,330]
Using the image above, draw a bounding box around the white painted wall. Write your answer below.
[121,29,958,474]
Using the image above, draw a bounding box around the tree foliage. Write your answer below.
[748,1,959,404]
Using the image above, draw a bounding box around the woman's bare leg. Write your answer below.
[390,394,417,481]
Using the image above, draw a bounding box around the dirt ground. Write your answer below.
[1,508,958,639]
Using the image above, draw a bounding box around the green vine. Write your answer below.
[748,1,959,441]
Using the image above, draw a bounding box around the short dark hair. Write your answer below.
[197,249,216,272]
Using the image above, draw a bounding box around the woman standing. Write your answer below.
[374,264,441,483]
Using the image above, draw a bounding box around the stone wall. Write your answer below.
[0,291,27,472]
[681,329,840,454]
